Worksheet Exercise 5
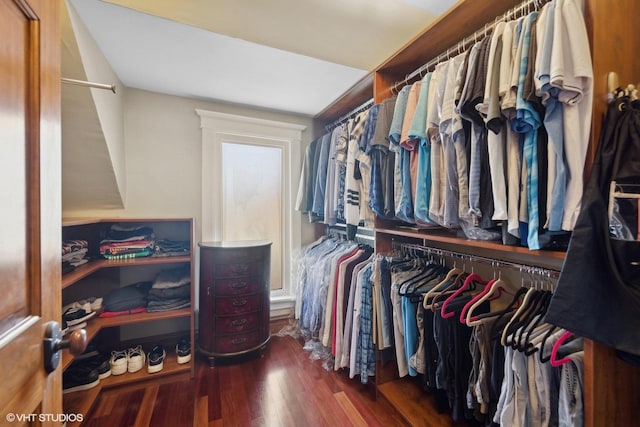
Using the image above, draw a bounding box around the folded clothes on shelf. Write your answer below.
[154,239,191,257]
[99,224,155,259]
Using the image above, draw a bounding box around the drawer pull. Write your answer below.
[231,318,248,327]
[231,265,250,274]
[232,299,248,307]
[231,337,247,345]
[231,281,248,289]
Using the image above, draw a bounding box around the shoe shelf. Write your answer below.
[61,308,192,370]
[63,352,191,427]
[62,255,191,290]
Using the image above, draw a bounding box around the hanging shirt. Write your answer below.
[344,110,370,228]
[550,0,593,231]
[358,105,379,227]
[311,132,332,219]
[389,86,411,222]
[324,125,345,226]
[412,73,435,226]
[427,62,448,225]
[512,12,542,250]
[370,97,397,219]
[535,2,566,232]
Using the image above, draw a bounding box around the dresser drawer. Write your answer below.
[215,331,262,353]
[214,277,261,296]
[211,248,265,263]
[213,262,262,278]
[215,295,262,315]
[216,313,260,334]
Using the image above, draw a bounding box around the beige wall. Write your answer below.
[63,88,317,246]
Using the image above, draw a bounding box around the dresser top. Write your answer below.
[199,240,272,249]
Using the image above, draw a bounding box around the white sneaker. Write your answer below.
[110,350,127,376]
[127,345,145,373]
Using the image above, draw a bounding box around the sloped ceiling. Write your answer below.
[62,0,125,210]
[69,0,458,115]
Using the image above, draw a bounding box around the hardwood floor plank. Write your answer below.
[334,391,369,427]
[133,385,159,427]
[149,380,195,426]
[193,396,208,427]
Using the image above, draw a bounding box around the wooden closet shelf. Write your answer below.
[61,308,192,370]
[62,255,191,289]
[375,227,567,261]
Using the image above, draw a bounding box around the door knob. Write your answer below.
[43,321,88,373]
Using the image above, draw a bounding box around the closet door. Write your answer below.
[0,0,62,423]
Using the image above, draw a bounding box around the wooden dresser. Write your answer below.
[198,240,271,365]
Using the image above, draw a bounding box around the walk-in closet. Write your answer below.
[2,0,638,425]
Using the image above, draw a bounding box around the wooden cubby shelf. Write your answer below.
[61,217,196,424]
[62,255,191,289]
[61,308,192,370]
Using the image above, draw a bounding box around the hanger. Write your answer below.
[549,330,576,367]
[500,287,538,345]
[538,325,562,363]
[463,276,516,326]
[440,272,486,319]
[423,264,463,309]
[513,291,552,351]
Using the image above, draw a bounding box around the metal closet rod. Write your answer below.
[61,77,116,94]
[393,0,550,93]
[325,97,374,132]
[392,241,560,278]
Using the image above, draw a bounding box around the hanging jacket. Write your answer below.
[545,97,640,356]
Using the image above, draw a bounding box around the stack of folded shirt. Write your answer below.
[100,281,152,317]
[154,240,191,257]
[147,267,191,313]
[99,224,155,259]
[62,240,89,273]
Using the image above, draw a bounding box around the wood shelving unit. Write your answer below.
[61,217,196,425]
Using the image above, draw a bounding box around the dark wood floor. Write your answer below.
[82,335,413,427]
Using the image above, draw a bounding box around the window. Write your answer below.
[197,110,305,316]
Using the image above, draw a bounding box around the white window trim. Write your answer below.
[196,109,305,318]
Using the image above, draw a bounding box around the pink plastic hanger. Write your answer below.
[549,330,574,367]
[459,279,496,324]
[440,273,486,319]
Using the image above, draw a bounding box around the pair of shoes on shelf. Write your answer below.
[176,337,191,364]
[63,297,103,315]
[147,337,190,373]
[147,345,166,373]
[63,355,110,394]
[110,345,146,375]
[62,307,96,327]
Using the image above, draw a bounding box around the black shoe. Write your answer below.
[63,307,96,326]
[63,365,100,394]
[147,345,166,374]
[176,337,191,364]
[72,354,111,380]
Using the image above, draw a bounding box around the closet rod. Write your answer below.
[325,97,374,132]
[393,241,560,278]
[392,0,549,93]
[61,77,116,93]
[327,224,375,243]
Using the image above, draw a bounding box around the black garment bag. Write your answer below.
[545,98,640,356]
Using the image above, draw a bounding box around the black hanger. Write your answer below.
[515,291,552,352]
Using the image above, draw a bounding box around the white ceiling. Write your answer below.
[68,0,458,116]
